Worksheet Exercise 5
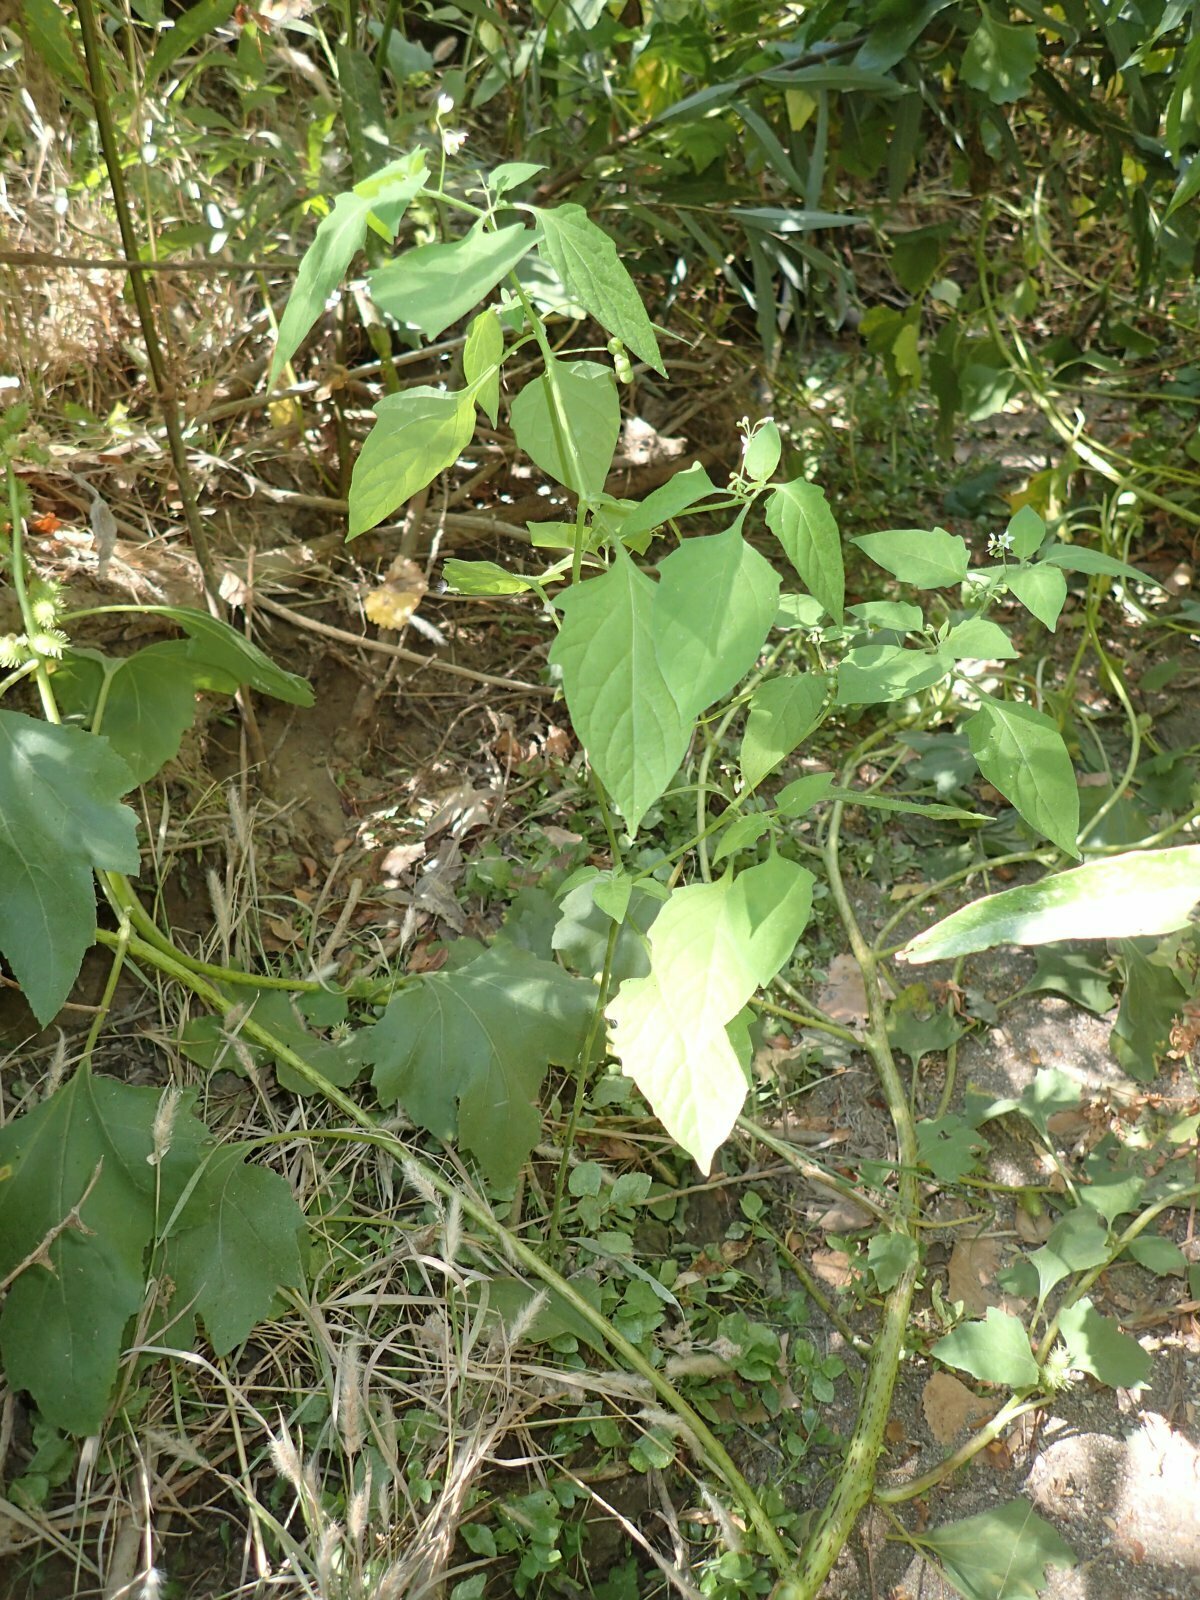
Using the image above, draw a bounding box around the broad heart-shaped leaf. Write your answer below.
[654,524,779,720]
[1004,563,1067,630]
[161,1143,305,1355]
[836,644,953,705]
[900,848,1200,965]
[853,528,969,589]
[349,385,477,536]
[0,712,139,1025]
[961,8,1039,105]
[55,646,206,787]
[535,203,664,373]
[510,358,619,502]
[965,698,1080,858]
[0,1069,203,1434]
[269,152,427,385]
[550,550,692,834]
[1006,505,1046,560]
[463,308,503,426]
[943,617,1018,661]
[368,221,537,340]
[932,1307,1040,1389]
[765,480,844,622]
[920,1501,1075,1600]
[1057,1298,1150,1388]
[367,945,593,1188]
[607,858,813,1171]
[740,673,826,791]
[867,1232,918,1292]
[1029,1207,1109,1309]
[132,607,314,705]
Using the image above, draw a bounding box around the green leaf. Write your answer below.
[56,646,204,787]
[553,873,665,985]
[776,772,836,816]
[616,462,722,546]
[442,558,533,596]
[269,153,427,385]
[131,607,314,705]
[655,525,780,719]
[836,644,953,704]
[1037,542,1162,588]
[765,480,844,621]
[463,308,503,427]
[712,812,773,864]
[145,0,236,89]
[368,945,593,1187]
[920,1501,1075,1600]
[21,0,84,87]
[0,1070,202,1434]
[849,600,925,631]
[1024,949,1115,1015]
[867,1232,918,1292]
[243,990,370,1095]
[965,698,1080,857]
[1005,506,1046,560]
[608,859,813,1170]
[1124,1234,1187,1275]
[0,713,139,1025]
[932,1307,1040,1388]
[510,358,620,502]
[917,1114,987,1183]
[943,617,1018,661]
[336,44,390,181]
[1111,939,1188,1082]
[853,528,968,589]
[349,386,477,536]
[961,8,1039,105]
[740,674,826,792]
[1030,1207,1109,1307]
[1057,1298,1150,1388]
[742,420,782,483]
[535,204,664,373]
[825,790,988,821]
[1005,563,1068,630]
[887,984,964,1064]
[968,1066,1081,1142]
[163,1143,305,1355]
[550,549,691,834]
[369,222,537,341]
[900,847,1200,965]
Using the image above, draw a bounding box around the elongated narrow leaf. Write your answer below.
[921,1501,1075,1600]
[617,462,722,545]
[463,308,503,426]
[368,945,593,1187]
[269,153,427,385]
[608,859,813,1170]
[853,528,968,589]
[0,713,139,1024]
[368,222,537,340]
[765,480,844,621]
[550,550,691,833]
[510,358,619,502]
[965,698,1080,857]
[654,525,779,718]
[1038,543,1162,587]
[129,607,314,705]
[536,204,664,372]
[740,673,826,791]
[144,0,236,89]
[349,386,476,536]
[898,847,1200,965]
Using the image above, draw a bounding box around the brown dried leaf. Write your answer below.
[948,1236,1002,1317]
[364,557,428,631]
[922,1372,999,1445]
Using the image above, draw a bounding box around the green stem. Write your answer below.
[7,469,59,724]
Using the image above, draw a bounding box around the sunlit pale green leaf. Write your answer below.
[920,1500,1075,1600]
[853,528,969,589]
[900,847,1200,964]
[510,358,620,501]
[836,644,953,704]
[1057,1298,1150,1388]
[550,549,692,833]
[536,204,664,372]
[932,1307,1040,1388]
[765,480,844,621]
[349,386,477,536]
[608,859,813,1170]
[463,308,504,426]
[965,698,1080,857]
[1005,563,1068,630]
[369,222,537,340]
[616,462,723,546]
[1005,505,1046,559]
[943,616,1018,660]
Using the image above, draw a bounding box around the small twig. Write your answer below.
[0,1161,103,1295]
[0,249,301,273]
[254,595,554,695]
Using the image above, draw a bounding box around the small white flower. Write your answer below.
[436,92,455,117]
[441,127,468,156]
